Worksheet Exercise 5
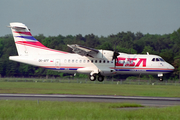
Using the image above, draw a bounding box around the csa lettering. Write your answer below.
[116,57,146,67]
[135,58,146,67]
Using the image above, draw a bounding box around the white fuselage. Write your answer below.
[10,52,174,76]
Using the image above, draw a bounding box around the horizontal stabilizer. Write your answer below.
[8,26,26,30]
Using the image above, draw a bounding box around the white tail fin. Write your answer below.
[9,22,67,56]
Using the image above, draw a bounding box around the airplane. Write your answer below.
[8,22,174,82]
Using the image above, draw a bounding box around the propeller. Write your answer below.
[112,51,120,68]
[112,44,119,68]
[111,42,120,68]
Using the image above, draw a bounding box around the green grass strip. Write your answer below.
[0,100,180,120]
[0,82,180,97]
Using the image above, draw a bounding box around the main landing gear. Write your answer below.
[89,74,104,82]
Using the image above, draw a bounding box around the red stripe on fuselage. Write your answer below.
[15,41,68,54]
[16,41,46,47]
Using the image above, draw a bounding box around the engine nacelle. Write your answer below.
[93,50,118,61]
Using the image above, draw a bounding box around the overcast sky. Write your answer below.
[1,0,180,37]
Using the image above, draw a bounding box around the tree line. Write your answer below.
[0,28,180,80]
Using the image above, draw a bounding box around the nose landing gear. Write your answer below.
[158,73,163,81]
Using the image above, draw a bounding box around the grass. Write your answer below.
[0,82,180,97]
[0,100,180,120]
[1,80,180,119]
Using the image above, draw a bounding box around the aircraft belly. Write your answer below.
[77,68,93,74]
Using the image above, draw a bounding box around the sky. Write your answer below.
[1,0,180,37]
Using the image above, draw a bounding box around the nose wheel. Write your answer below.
[159,77,163,81]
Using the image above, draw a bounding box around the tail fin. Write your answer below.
[9,22,67,56]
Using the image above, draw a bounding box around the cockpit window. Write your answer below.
[152,58,165,62]
[152,58,155,61]
[159,58,165,62]
[156,58,159,61]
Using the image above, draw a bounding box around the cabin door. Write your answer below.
[55,59,61,69]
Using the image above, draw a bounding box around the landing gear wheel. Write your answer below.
[98,75,104,82]
[159,77,163,81]
[89,75,96,81]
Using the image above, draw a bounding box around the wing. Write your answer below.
[67,44,99,57]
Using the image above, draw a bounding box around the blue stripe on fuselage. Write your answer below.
[146,70,173,72]
[47,68,78,71]
[115,69,173,72]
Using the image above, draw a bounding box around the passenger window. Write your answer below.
[99,60,101,63]
[79,60,82,63]
[107,61,109,63]
[152,58,155,61]
[83,60,86,63]
[87,60,89,63]
[95,60,97,63]
[68,59,70,63]
[111,61,113,63]
[72,60,74,63]
[91,60,93,63]
[64,59,67,63]
[103,60,106,63]
[76,60,78,63]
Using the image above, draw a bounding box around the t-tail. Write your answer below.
[9,22,67,56]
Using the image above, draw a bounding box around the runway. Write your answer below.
[0,94,180,107]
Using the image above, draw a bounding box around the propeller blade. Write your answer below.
[112,51,120,68]
[112,51,120,60]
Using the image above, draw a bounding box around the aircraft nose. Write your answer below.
[168,64,174,70]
